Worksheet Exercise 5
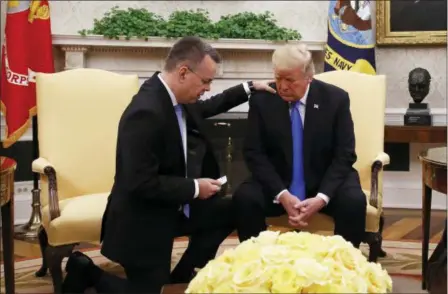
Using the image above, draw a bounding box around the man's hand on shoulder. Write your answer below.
[197,178,222,200]
[253,80,277,94]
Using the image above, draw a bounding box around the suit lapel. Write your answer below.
[303,81,320,171]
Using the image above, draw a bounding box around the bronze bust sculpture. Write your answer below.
[404,67,432,125]
[408,67,431,103]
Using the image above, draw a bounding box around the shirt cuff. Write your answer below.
[316,192,330,205]
[243,82,251,98]
[273,189,288,204]
[193,179,199,198]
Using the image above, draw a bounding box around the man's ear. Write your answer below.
[307,75,314,83]
[178,65,188,81]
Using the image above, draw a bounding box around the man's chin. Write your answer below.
[279,95,296,102]
[188,96,201,103]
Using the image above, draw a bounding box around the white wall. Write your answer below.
[383,143,446,210]
[50,1,329,41]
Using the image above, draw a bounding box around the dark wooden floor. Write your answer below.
[1,208,446,262]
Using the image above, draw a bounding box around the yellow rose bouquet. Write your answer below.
[185,231,392,293]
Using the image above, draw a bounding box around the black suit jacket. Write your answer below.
[244,79,357,200]
[100,72,249,267]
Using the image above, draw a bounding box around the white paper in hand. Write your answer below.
[217,176,227,185]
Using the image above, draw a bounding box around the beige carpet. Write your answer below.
[1,238,435,293]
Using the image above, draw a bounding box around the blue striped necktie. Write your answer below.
[174,104,190,217]
[289,102,306,200]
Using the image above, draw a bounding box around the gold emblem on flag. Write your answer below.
[7,1,20,8]
[28,1,50,23]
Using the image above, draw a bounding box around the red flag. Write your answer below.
[1,0,54,148]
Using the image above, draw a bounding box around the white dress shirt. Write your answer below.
[274,84,330,205]
[158,74,251,198]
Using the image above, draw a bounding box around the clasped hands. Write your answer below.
[279,191,326,228]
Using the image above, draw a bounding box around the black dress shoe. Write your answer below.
[65,251,95,273]
[62,251,101,293]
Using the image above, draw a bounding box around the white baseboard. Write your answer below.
[382,187,446,210]
[9,181,35,225]
[7,178,445,225]
[382,172,447,210]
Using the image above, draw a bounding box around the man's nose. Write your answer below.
[278,83,287,92]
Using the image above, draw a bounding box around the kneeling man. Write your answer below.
[233,44,366,248]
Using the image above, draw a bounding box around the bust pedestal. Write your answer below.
[404,103,432,126]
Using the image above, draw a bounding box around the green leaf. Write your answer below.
[78,7,301,41]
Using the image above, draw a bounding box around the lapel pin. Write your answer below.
[314,104,319,109]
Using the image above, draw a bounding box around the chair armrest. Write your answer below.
[32,157,61,221]
[32,157,54,174]
[374,152,390,166]
[369,152,389,212]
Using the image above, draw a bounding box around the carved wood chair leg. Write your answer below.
[35,226,49,277]
[45,244,75,294]
[378,214,387,257]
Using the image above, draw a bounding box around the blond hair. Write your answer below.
[272,43,315,77]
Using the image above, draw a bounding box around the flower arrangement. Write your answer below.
[186,231,392,293]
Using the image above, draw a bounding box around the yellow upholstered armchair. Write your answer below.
[268,71,390,262]
[32,68,139,293]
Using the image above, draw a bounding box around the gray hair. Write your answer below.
[272,43,315,77]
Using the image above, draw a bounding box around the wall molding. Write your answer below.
[52,34,326,52]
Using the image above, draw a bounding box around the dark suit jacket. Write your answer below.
[243,79,357,200]
[100,72,249,268]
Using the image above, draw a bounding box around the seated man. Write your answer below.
[233,44,367,248]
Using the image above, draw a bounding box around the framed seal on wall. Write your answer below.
[376,0,447,46]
